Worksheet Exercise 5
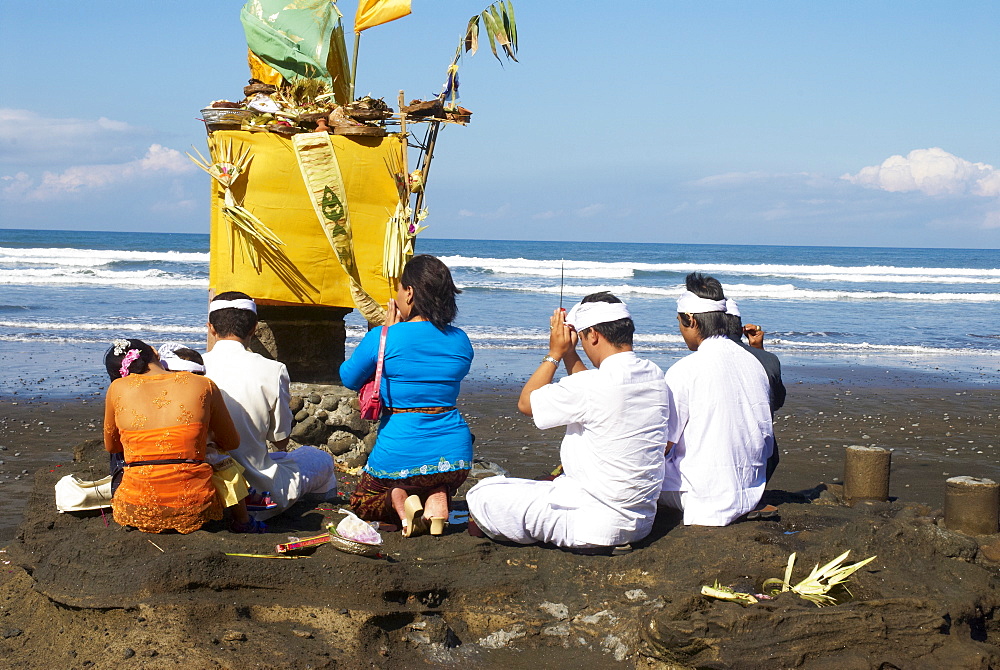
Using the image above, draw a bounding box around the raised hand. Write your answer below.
[744,323,765,349]
[548,308,574,359]
[385,299,402,326]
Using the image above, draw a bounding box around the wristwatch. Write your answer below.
[542,355,560,366]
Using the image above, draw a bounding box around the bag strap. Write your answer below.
[372,324,388,403]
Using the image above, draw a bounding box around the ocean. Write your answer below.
[1,228,998,400]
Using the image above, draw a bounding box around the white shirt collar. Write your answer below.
[210,339,249,353]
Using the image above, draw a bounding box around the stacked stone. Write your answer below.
[288,383,376,469]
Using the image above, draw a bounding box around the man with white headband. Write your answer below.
[659,273,774,526]
[467,292,669,552]
[203,291,337,525]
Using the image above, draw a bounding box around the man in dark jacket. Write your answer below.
[724,299,785,482]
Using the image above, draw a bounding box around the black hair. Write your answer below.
[724,313,744,340]
[209,291,258,340]
[679,272,729,338]
[171,347,206,375]
[171,347,205,366]
[400,255,460,331]
[578,291,634,347]
[104,338,156,381]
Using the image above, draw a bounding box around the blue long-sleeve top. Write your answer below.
[340,321,474,479]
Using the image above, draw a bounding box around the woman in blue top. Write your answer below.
[340,255,474,537]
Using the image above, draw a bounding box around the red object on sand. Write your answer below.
[275,533,332,554]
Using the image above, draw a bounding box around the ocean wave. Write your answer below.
[456,282,1000,302]
[439,254,1000,283]
[0,320,204,335]
[0,334,117,345]
[0,268,206,288]
[773,339,1000,356]
[0,246,209,267]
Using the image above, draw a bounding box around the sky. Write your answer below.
[1,1,999,248]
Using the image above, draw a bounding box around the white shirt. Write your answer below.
[530,351,669,546]
[662,336,774,526]
[203,340,293,498]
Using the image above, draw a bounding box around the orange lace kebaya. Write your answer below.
[103,371,240,533]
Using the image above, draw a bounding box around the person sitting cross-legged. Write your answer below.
[202,292,337,523]
[466,292,669,552]
[659,273,774,526]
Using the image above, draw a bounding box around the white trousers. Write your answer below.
[466,476,605,549]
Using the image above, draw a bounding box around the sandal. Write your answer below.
[230,517,267,534]
[428,517,448,536]
[401,495,428,538]
[246,488,278,512]
[746,504,779,520]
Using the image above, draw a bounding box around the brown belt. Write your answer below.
[387,406,456,414]
[126,458,204,467]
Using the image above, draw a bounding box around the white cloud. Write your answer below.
[842,147,1000,196]
[3,144,194,201]
[531,210,560,220]
[151,198,197,213]
[0,172,32,198]
[0,108,147,167]
[575,203,605,218]
[452,204,510,220]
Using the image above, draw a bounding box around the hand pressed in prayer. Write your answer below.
[548,308,574,359]
[385,299,402,326]
[744,323,765,349]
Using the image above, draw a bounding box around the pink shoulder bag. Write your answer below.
[358,324,388,420]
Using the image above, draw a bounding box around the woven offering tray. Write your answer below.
[200,107,252,127]
[329,530,381,557]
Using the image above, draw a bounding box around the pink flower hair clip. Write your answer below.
[119,349,141,378]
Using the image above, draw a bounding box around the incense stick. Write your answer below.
[559,262,565,310]
[225,553,309,560]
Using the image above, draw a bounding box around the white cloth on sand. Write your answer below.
[660,335,773,526]
[203,340,336,521]
[467,351,669,548]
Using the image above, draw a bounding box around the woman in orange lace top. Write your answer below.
[103,338,240,533]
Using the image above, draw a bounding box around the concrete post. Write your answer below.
[843,445,891,504]
[944,476,1000,536]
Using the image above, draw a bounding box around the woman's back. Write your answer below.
[381,322,472,408]
[106,372,218,434]
[104,372,238,533]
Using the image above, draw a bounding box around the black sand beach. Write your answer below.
[1,362,999,667]
[4,364,996,544]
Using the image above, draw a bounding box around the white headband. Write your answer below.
[676,290,727,314]
[725,299,741,318]
[158,341,187,359]
[209,298,257,314]
[566,300,631,332]
[160,356,205,374]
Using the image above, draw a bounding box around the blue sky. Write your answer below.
[2,1,998,248]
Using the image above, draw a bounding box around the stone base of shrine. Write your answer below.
[249,304,352,384]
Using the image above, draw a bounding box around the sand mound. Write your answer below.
[2,439,1000,669]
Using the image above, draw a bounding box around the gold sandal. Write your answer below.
[428,517,447,536]
[402,495,428,537]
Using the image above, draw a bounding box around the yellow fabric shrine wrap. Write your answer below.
[292,131,385,324]
[207,130,402,315]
